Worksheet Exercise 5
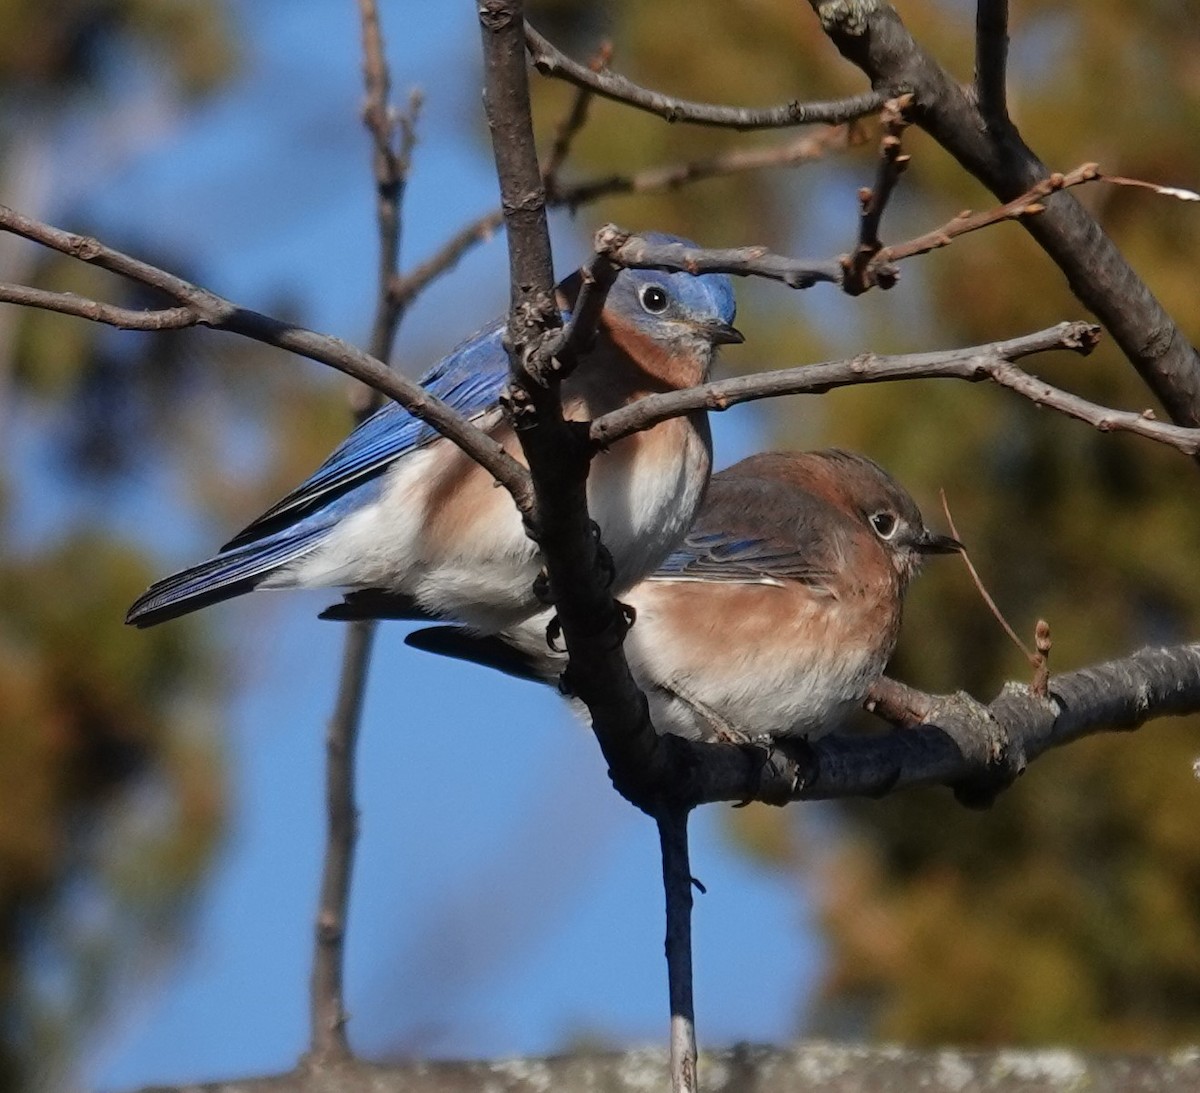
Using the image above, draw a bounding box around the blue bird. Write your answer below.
[126,235,742,631]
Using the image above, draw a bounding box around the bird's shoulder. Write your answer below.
[221,318,508,550]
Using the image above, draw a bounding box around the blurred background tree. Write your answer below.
[527,0,1200,1051]
[5,1,1200,1088]
[0,3,351,1089]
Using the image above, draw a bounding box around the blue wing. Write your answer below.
[126,319,511,628]
[653,529,833,587]
[222,318,508,550]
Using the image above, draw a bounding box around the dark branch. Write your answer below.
[842,94,912,295]
[477,0,675,811]
[307,0,418,1066]
[593,322,1200,459]
[657,808,698,1093]
[975,0,1010,127]
[526,23,888,131]
[0,203,534,512]
[659,641,1200,811]
[552,123,861,210]
[806,0,1200,427]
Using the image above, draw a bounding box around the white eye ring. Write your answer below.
[639,283,670,314]
[870,511,898,539]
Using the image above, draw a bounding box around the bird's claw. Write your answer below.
[533,569,553,606]
[545,614,564,652]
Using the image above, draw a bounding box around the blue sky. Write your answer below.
[15,2,833,1086]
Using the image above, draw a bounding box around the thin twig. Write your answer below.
[0,203,534,511]
[526,23,887,131]
[593,163,1114,296]
[807,0,1200,428]
[308,621,374,1066]
[541,40,611,194]
[657,807,698,1093]
[842,95,912,294]
[975,0,1010,127]
[389,125,859,309]
[554,124,862,211]
[308,0,418,1066]
[864,676,938,728]
[939,489,1035,662]
[589,321,1200,457]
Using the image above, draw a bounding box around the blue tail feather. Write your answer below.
[125,523,329,628]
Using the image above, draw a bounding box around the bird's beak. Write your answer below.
[701,319,745,346]
[917,531,963,556]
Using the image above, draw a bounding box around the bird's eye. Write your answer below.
[870,511,898,539]
[639,283,670,314]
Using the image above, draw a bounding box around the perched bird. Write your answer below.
[126,235,741,631]
[380,450,960,742]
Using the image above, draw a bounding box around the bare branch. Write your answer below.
[661,641,1200,811]
[541,40,611,192]
[595,225,844,290]
[388,209,505,311]
[842,95,912,295]
[553,123,861,211]
[390,125,860,310]
[0,283,194,329]
[308,622,374,1066]
[975,0,1010,126]
[478,0,675,812]
[357,0,421,370]
[526,24,888,131]
[0,203,534,511]
[307,0,421,1066]
[591,163,1112,296]
[587,322,1198,460]
[657,808,698,1093]
[806,0,1200,427]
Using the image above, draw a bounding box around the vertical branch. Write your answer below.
[658,807,699,1093]
[975,0,1010,127]
[477,0,558,321]
[310,623,375,1063]
[308,0,416,1066]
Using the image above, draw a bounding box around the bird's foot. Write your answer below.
[533,568,553,606]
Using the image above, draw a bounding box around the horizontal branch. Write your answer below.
[592,163,1119,296]
[0,204,534,512]
[550,124,860,210]
[0,283,196,329]
[591,321,1200,458]
[663,641,1200,810]
[526,24,887,131]
[129,1038,1200,1093]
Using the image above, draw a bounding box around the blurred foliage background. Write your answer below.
[0,3,350,1089]
[2,0,1200,1089]
[527,0,1200,1053]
